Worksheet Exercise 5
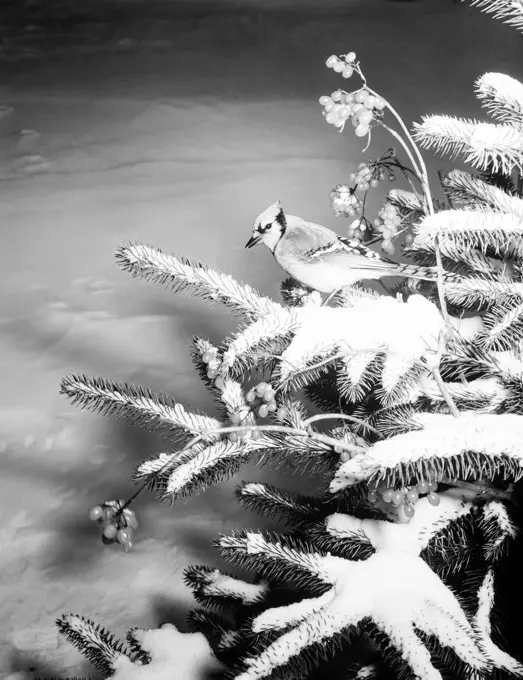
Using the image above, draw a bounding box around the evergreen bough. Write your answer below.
[50,2,523,679]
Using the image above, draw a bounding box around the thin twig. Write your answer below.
[379,122,422,181]
[201,423,368,455]
[118,420,368,512]
[427,331,461,418]
[303,413,383,438]
[440,476,513,503]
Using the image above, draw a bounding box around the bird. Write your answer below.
[245,201,461,294]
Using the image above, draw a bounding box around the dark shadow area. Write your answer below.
[6,646,100,680]
[151,591,193,632]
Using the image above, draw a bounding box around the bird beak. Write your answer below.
[245,234,261,249]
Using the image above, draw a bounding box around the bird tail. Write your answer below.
[394,263,462,283]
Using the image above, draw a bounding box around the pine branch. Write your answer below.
[147,438,263,501]
[479,295,523,350]
[475,72,523,128]
[217,531,332,595]
[403,241,499,280]
[184,565,268,609]
[474,569,523,675]
[444,279,523,309]
[125,628,151,665]
[331,413,523,492]
[235,481,330,529]
[413,208,523,261]
[279,277,321,307]
[479,500,518,563]
[468,0,523,32]
[375,358,425,409]
[187,608,242,658]
[442,169,523,217]
[190,336,224,395]
[223,308,301,372]
[337,352,382,404]
[412,115,523,174]
[387,188,424,213]
[60,374,222,442]
[56,614,131,676]
[421,508,479,578]
[115,242,282,320]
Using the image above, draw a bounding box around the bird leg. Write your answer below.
[322,288,342,307]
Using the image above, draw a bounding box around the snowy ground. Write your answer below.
[0,1,521,677]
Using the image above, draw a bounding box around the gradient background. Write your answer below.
[0,1,521,677]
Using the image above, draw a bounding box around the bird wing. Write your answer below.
[285,219,397,271]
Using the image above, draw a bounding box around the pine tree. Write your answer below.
[51,2,523,679]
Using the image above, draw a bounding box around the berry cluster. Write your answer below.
[325,51,357,78]
[319,88,386,136]
[329,184,362,218]
[246,382,287,421]
[367,481,440,518]
[89,499,138,552]
[202,349,225,389]
[349,162,395,192]
[346,218,366,242]
[373,202,402,255]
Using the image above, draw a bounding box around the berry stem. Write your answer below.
[379,122,423,190]
[118,433,207,512]
[366,85,434,216]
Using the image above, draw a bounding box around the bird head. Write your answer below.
[245,201,287,252]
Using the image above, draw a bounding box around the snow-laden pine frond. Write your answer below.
[444,279,523,309]
[159,437,272,501]
[474,569,523,675]
[480,500,518,562]
[387,188,424,213]
[60,374,222,443]
[219,378,256,425]
[235,482,328,528]
[376,357,425,408]
[190,337,223,391]
[391,373,509,413]
[222,308,301,371]
[475,72,523,128]
[226,334,294,382]
[423,375,508,412]
[280,277,322,307]
[331,413,523,492]
[442,169,523,218]
[405,240,511,279]
[337,351,381,403]
[217,531,331,595]
[237,502,489,680]
[115,242,282,320]
[479,295,523,350]
[331,285,381,308]
[133,447,204,490]
[370,405,428,437]
[421,508,477,578]
[412,115,523,173]
[468,0,523,32]
[56,614,132,675]
[276,296,443,397]
[413,208,523,260]
[184,565,268,608]
[327,494,473,555]
[187,608,241,656]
